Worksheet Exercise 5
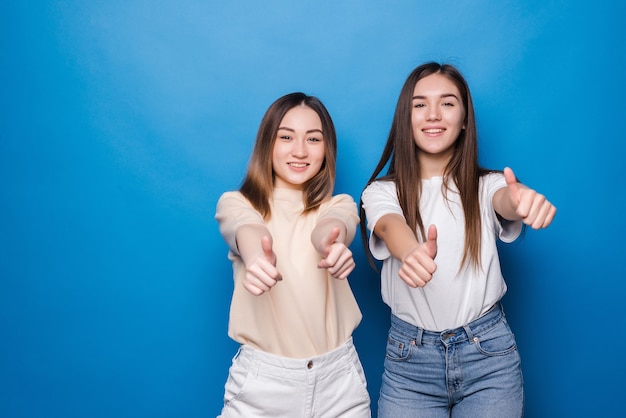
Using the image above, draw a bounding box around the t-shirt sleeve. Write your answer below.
[361,181,405,260]
[318,194,360,245]
[482,173,522,243]
[215,191,265,254]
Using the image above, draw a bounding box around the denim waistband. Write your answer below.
[389,303,505,346]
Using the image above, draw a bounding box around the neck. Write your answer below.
[418,153,451,179]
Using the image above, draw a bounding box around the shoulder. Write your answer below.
[361,180,398,206]
[318,194,360,235]
[217,191,249,207]
[480,171,505,182]
[479,171,507,194]
[218,190,244,200]
[215,191,258,219]
[319,193,358,214]
[327,193,356,205]
[363,179,396,195]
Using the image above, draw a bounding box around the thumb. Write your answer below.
[320,227,341,257]
[425,224,437,259]
[261,235,274,261]
[504,167,521,204]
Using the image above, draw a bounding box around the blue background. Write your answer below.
[2,1,624,417]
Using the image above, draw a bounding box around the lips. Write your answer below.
[288,162,309,168]
[423,128,445,133]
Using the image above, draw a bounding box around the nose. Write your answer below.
[426,105,441,121]
[291,138,308,157]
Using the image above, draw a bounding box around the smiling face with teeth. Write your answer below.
[272,105,326,190]
[411,72,466,175]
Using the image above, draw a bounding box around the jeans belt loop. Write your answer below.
[416,327,424,347]
[463,324,476,344]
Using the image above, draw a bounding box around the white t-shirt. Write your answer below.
[361,173,521,331]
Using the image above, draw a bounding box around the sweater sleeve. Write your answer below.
[317,194,360,245]
[215,191,265,254]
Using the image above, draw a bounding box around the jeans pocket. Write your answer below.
[472,319,518,357]
[385,330,412,361]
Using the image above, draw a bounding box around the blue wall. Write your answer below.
[2,1,624,416]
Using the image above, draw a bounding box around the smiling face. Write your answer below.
[272,105,326,190]
[411,72,466,175]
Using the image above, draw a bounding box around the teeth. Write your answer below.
[424,129,444,133]
[289,163,307,168]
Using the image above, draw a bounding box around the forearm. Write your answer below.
[373,214,420,261]
[493,186,524,221]
[235,224,272,267]
[493,180,556,229]
[311,217,347,253]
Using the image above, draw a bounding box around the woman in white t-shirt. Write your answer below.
[360,63,556,417]
[216,92,370,417]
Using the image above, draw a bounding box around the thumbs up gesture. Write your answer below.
[503,167,557,229]
[243,235,283,296]
[317,227,356,280]
[399,224,438,288]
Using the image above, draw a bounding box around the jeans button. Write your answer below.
[307,361,313,369]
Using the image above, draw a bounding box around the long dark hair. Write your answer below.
[360,62,491,270]
[240,92,337,219]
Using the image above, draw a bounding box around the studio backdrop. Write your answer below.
[2,1,625,417]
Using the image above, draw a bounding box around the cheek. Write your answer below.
[411,111,420,125]
[411,122,422,142]
[448,113,465,133]
[314,150,326,168]
[314,143,326,161]
[411,112,423,130]
[272,142,289,159]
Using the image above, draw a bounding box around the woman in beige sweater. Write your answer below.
[215,92,370,418]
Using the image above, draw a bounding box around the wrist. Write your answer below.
[401,244,421,262]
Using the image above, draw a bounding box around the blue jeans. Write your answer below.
[378,303,524,418]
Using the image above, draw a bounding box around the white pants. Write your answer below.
[218,337,371,418]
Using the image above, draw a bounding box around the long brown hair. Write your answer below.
[360,62,491,270]
[240,92,337,219]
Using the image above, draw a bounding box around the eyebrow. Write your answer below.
[412,93,460,101]
[277,127,324,135]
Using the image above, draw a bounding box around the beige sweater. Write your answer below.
[215,188,362,358]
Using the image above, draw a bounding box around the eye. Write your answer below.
[413,103,426,108]
[279,135,292,141]
[443,102,455,107]
[308,136,322,143]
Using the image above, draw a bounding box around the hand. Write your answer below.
[399,224,438,288]
[317,227,355,279]
[243,236,282,295]
[504,167,557,229]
